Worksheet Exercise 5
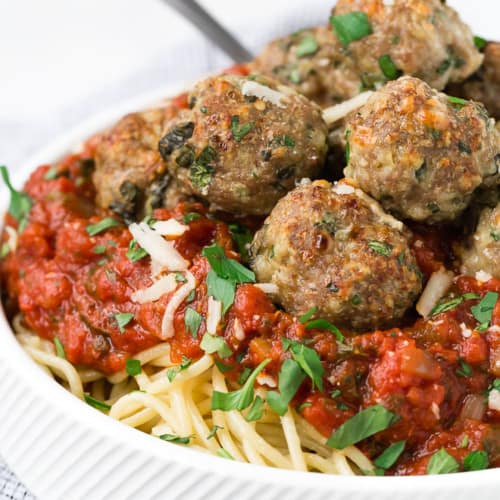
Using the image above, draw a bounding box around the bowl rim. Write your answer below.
[0,82,497,494]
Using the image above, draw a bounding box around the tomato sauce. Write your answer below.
[1,149,499,475]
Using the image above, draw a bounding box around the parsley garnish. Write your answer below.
[473,35,487,51]
[327,405,399,449]
[373,440,406,469]
[0,165,32,230]
[295,35,318,58]
[200,333,232,358]
[159,433,191,445]
[267,359,306,416]
[456,359,472,378]
[448,95,467,108]
[114,312,134,333]
[217,448,235,460]
[185,307,203,338]
[330,12,372,46]
[207,425,223,440]
[345,129,351,164]
[214,359,233,373]
[166,355,192,382]
[211,359,270,411]
[189,146,216,192]
[282,338,324,391]
[183,212,201,224]
[231,116,254,142]
[463,450,489,471]
[228,223,253,260]
[44,166,59,180]
[245,395,265,422]
[93,245,107,255]
[126,239,148,262]
[368,240,393,256]
[53,336,66,359]
[84,394,111,411]
[86,217,121,236]
[298,306,318,324]
[0,243,9,259]
[305,318,344,342]
[471,291,498,330]
[125,358,141,376]
[426,448,459,475]
[378,54,401,80]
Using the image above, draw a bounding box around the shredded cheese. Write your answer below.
[475,270,493,283]
[459,322,472,338]
[488,389,500,412]
[332,182,355,195]
[206,297,222,335]
[322,91,374,125]
[241,81,286,108]
[129,222,188,272]
[233,318,245,341]
[131,274,178,304]
[153,219,188,237]
[5,226,18,252]
[160,271,196,339]
[416,268,454,318]
[254,283,279,295]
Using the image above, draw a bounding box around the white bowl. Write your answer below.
[0,83,498,500]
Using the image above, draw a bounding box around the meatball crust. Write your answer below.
[252,26,360,107]
[93,105,187,219]
[250,180,422,331]
[460,202,500,279]
[344,76,499,223]
[447,42,500,120]
[159,74,328,216]
[333,0,483,90]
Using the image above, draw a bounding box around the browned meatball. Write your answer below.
[460,201,500,279]
[159,74,328,216]
[447,42,500,120]
[344,76,499,223]
[93,105,191,220]
[332,0,483,90]
[250,180,422,331]
[252,26,360,107]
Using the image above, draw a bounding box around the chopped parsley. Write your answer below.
[426,448,459,475]
[448,95,467,108]
[200,333,232,358]
[189,146,216,192]
[159,433,191,445]
[86,217,121,236]
[183,212,202,224]
[84,394,111,411]
[473,35,487,51]
[368,240,393,256]
[231,116,254,142]
[456,359,472,378]
[206,425,223,440]
[471,291,498,331]
[305,318,344,342]
[282,338,324,391]
[206,270,235,316]
[463,450,489,471]
[298,306,319,324]
[267,359,306,416]
[245,395,265,422]
[295,35,318,58]
[0,165,32,231]
[53,336,66,359]
[330,12,373,46]
[373,440,406,469]
[114,312,134,333]
[217,448,235,460]
[327,405,399,449]
[378,54,401,80]
[0,243,9,259]
[214,359,233,373]
[126,239,148,262]
[345,129,351,164]
[429,293,480,317]
[44,166,59,180]
[125,358,142,376]
[93,245,107,255]
[166,355,192,382]
[175,272,187,283]
[289,68,301,84]
[184,307,203,337]
[211,359,270,411]
[228,223,253,260]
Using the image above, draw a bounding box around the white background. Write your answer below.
[0,0,497,169]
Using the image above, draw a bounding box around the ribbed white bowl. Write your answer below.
[0,85,498,500]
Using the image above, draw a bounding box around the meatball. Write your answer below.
[447,42,500,120]
[93,105,190,220]
[252,26,360,107]
[344,76,499,223]
[333,0,483,90]
[159,74,328,215]
[250,180,422,331]
[460,201,500,279]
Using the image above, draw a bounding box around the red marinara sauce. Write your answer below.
[1,153,498,475]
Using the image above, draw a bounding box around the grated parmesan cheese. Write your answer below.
[160,271,196,339]
[131,273,178,304]
[254,283,279,295]
[475,270,492,283]
[488,389,500,412]
[459,322,472,338]
[206,296,222,335]
[416,268,454,318]
[129,222,188,272]
[322,91,374,125]
[332,182,355,195]
[233,318,245,341]
[241,81,286,108]
[5,226,18,252]
[152,219,188,237]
